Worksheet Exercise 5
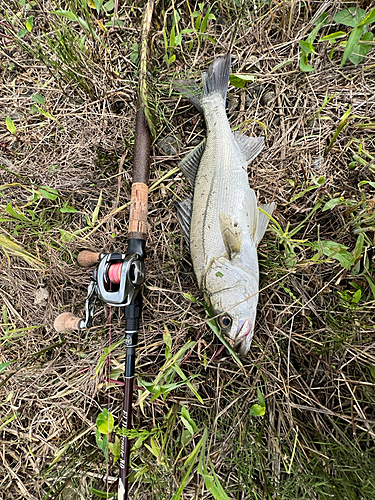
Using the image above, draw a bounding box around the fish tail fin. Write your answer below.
[202,52,231,104]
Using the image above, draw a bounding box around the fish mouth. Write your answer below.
[235,320,254,354]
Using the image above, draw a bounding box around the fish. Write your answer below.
[175,53,275,355]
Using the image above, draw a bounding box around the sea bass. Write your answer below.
[176,53,274,355]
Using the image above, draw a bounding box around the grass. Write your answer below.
[0,0,375,499]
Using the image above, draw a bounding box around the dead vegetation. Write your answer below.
[0,0,375,499]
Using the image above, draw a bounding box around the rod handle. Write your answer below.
[54,313,83,332]
[77,250,100,267]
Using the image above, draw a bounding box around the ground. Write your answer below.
[0,1,375,499]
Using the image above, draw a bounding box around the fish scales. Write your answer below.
[191,95,251,284]
[176,53,274,355]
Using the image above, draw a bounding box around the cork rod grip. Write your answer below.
[128,182,148,240]
[54,313,83,332]
[77,250,101,267]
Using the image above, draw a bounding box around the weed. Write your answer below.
[299,7,375,71]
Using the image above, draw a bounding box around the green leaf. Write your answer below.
[171,433,206,500]
[94,0,103,14]
[183,292,197,302]
[29,104,39,115]
[90,488,114,498]
[358,9,375,27]
[290,182,322,202]
[17,28,28,38]
[325,106,352,154]
[299,52,314,72]
[172,363,203,404]
[38,186,59,200]
[181,416,195,435]
[257,388,266,408]
[250,404,266,416]
[32,93,45,105]
[52,10,79,22]
[319,31,347,42]
[92,190,102,224]
[313,240,354,270]
[130,42,138,64]
[299,40,315,54]
[108,436,121,462]
[195,14,202,31]
[322,197,345,212]
[181,406,198,434]
[341,26,365,66]
[170,25,176,48]
[215,271,224,278]
[334,8,366,28]
[229,74,255,88]
[353,233,364,261]
[201,9,214,33]
[348,32,374,66]
[6,116,16,134]
[103,0,114,11]
[60,205,77,213]
[365,274,375,300]
[307,13,328,43]
[25,15,33,31]
[352,289,362,304]
[38,108,55,120]
[0,361,10,373]
[96,408,114,434]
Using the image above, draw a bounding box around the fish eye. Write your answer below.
[218,314,232,329]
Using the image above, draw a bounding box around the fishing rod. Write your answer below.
[54,103,150,499]
[55,2,154,497]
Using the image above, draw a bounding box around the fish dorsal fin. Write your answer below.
[176,194,193,247]
[173,79,203,112]
[178,140,206,186]
[256,202,275,245]
[219,212,242,260]
[233,132,264,164]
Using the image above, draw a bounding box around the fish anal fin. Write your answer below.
[179,140,206,186]
[176,195,193,247]
[256,202,275,245]
[219,212,242,259]
[233,132,264,164]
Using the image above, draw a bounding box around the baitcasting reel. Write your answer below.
[54,250,145,332]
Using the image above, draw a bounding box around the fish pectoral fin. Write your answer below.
[256,202,275,244]
[219,213,242,260]
[173,79,203,112]
[179,140,206,186]
[233,132,264,164]
[176,194,193,247]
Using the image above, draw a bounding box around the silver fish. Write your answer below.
[176,53,274,355]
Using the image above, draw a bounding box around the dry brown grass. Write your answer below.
[1,0,375,499]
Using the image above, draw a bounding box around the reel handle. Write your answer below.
[77,250,101,267]
[54,312,83,332]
